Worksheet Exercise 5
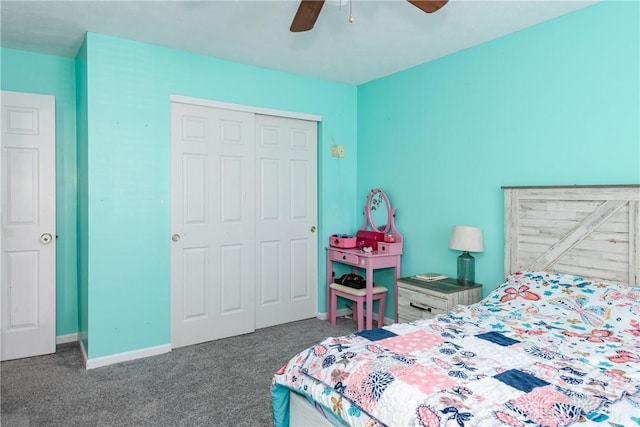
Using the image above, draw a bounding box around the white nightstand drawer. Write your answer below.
[397,299,445,321]
[399,285,448,310]
[398,287,447,321]
[396,277,482,323]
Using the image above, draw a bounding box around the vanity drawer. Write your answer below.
[329,250,359,265]
[377,242,402,255]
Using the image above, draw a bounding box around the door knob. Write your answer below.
[171,234,181,242]
[40,233,53,244]
[310,226,316,233]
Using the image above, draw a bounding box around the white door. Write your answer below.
[1,91,56,361]
[171,102,256,348]
[255,115,317,328]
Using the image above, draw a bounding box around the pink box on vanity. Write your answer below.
[356,230,385,250]
[329,234,357,248]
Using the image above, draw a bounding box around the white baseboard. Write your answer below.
[56,333,78,344]
[84,344,171,370]
[316,308,352,321]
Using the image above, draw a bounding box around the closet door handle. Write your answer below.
[310,226,316,233]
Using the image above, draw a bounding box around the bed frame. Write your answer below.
[287,184,640,426]
[503,185,640,286]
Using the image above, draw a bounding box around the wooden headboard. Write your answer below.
[503,185,640,286]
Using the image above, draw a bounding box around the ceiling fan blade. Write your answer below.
[407,0,449,14]
[290,0,325,32]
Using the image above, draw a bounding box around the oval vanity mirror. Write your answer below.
[370,191,390,233]
[363,189,392,234]
[359,188,403,245]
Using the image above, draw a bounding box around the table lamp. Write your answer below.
[449,225,484,284]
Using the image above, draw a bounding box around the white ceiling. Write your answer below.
[0,0,600,85]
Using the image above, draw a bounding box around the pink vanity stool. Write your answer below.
[327,188,403,330]
[329,283,387,330]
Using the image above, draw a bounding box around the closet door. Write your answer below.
[170,102,256,348]
[255,115,317,328]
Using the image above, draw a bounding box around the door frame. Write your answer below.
[169,95,321,122]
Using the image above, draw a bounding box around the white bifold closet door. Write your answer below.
[170,101,317,349]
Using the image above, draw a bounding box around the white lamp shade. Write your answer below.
[449,225,484,253]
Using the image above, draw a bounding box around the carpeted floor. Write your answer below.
[1,317,357,426]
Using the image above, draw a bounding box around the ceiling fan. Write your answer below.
[290,0,449,32]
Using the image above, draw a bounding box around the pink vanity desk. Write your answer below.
[326,189,403,330]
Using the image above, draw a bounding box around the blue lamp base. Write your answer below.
[457,251,475,285]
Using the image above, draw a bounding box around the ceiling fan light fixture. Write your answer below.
[330,0,354,23]
[290,0,447,33]
[327,0,347,8]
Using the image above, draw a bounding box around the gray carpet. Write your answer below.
[1,317,357,427]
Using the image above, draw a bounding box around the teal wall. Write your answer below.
[357,1,640,307]
[81,33,357,358]
[2,0,638,359]
[0,48,79,337]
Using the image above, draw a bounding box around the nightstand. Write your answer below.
[397,277,482,323]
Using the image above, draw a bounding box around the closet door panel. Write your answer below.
[255,115,317,328]
[171,103,255,348]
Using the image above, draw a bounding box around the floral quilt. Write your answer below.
[272,271,640,426]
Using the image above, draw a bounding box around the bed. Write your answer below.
[272,185,640,426]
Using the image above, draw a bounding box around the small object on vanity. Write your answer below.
[449,225,484,285]
[384,233,395,243]
[362,246,373,253]
[414,273,447,282]
[330,234,357,248]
